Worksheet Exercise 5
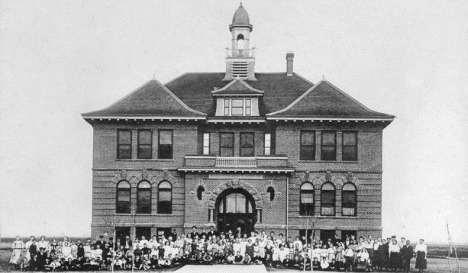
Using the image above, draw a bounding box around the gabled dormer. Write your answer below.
[212,79,263,117]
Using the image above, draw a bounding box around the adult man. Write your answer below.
[190,226,199,240]
[400,240,413,273]
[120,235,132,252]
[170,229,178,241]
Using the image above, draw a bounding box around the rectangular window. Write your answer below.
[321,131,336,161]
[116,189,131,213]
[224,99,230,115]
[137,130,152,159]
[158,130,173,159]
[220,133,234,157]
[342,131,358,161]
[231,99,244,115]
[264,133,271,156]
[203,133,210,155]
[321,191,335,216]
[240,132,254,157]
[117,130,132,159]
[300,131,315,160]
[245,99,251,115]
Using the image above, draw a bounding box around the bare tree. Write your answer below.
[302,216,317,271]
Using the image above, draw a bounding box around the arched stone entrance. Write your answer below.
[215,188,256,235]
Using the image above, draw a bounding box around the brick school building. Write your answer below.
[82,4,393,242]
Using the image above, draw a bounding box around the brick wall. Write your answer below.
[89,120,385,240]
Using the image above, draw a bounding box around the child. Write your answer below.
[226,252,235,264]
[203,251,213,265]
[243,253,252,265]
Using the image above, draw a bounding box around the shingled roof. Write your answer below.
[82,79,206,119]
[165,72,314,115]
[267,80,394,119]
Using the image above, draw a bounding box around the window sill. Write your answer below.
[298,160,358,163]
[115,159,175,162]
[296,215,358,219]
[112,213,176,216]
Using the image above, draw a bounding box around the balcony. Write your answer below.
[226,48,255,58]
[180,155,293,173]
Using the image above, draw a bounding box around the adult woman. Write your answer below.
[415,239,427,272]
[25,236,36,260]
[37,236,49,255]
[388,239,401,271]
[10,235,25,267]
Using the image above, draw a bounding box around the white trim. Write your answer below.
[266,81,323,116]
[267,80,394,119]
[211,79,264,94]
[153,79,207,116]
[206,119,265,123]
[185,155,217,159]
[83,116,206,120]
[266,117,394,122]
[178,168,295,173]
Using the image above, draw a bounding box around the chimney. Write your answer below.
[286,52,294,76]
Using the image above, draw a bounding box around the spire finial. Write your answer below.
[240,1,243,6]
[152,73,156,80]
[322,74,326,81]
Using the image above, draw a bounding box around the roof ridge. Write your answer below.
[82,80,154,116]
[266,81,324,116]
[154,79,207,116]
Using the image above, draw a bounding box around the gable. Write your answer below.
[82,80,206,118]
[267,81,394,119]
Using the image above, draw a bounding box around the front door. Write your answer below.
[216,188,256,236]
[135,227,151,240]
[320,229,336,243]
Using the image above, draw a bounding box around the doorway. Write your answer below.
[215,188,256,236]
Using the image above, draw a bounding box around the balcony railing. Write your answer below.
[183,155,290,170]
[216,157,257,167]
[226,48,255,58]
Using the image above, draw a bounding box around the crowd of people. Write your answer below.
[9,226,428,272]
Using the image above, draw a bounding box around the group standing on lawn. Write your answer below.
[9,226,428,272]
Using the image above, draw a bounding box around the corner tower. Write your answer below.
[223,3,256,81]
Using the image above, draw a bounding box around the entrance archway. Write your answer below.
[215,188,256,235]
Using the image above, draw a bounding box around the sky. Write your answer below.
[0,0,467,244]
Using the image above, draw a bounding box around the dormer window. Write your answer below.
[224,98,251,116]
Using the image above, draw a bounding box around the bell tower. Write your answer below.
[223,3,256,81]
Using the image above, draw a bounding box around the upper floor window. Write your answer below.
[264,133,271,156]
[157,181,172,214]
[117,130,132,159]
[116,181,131,214]
[203,133,210,155]
[300,131,315,160]
[342,183,357,216]
[321,131,336,161]
[321,182,336,216]
[240,132,254,157]
[342,132,358,161]
[158,130,173,159]
[137,130,152,159]
[136,181,151,214]
[220,133,234,157]
[224,98,252,116]
[300,182,314,216]
[197,186,205,201]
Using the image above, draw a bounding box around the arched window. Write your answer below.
[321,182,335,216]
[267,186,275,201]
[237,34,245,50]
[300,183,314,215]
[136,181,151,214]
[218,192,253,214]
[197,186,205,201]
[342,183,357,216]
[158,181,172,214]
[116,181,131,214]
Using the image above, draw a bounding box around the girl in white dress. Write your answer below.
[9,235,24,266]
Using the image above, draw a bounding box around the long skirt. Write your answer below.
[415,251,427,270]
[389,252,399,269]
[10,249,22,264]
